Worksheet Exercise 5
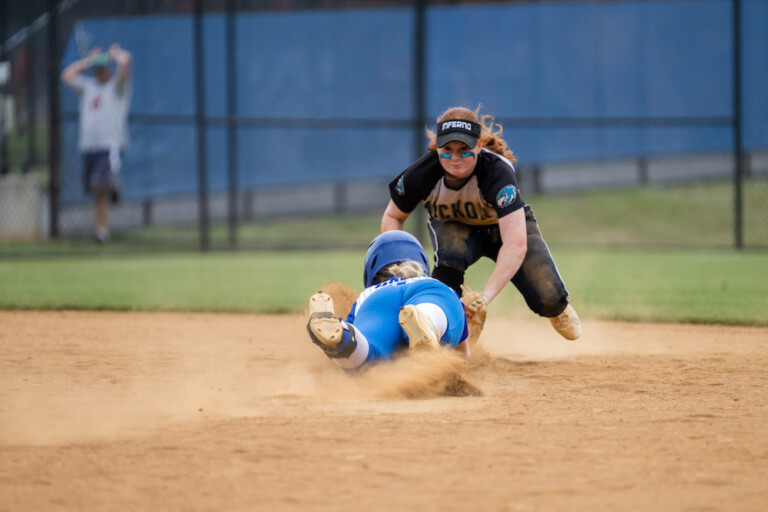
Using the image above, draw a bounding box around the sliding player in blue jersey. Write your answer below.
[307,230,469,371]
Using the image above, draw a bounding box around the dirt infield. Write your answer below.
[2,310,767,511]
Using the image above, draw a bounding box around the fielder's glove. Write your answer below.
[460,284,488,344]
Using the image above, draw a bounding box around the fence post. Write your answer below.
[0,0,7,176]
[732,0,743,249]
[412,0,427,245]
[25,3,36,173]
[334,181,347,214]
[638,157,649,186]
[194,0,209,251]
[226,0,238,248]
[531,165,542,195]
[47,0,60,238]
[142,199,152,227]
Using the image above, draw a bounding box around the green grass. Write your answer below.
[1,248,766,326]
[1,179,765,258]
[1,179,767,325]
[0,209,423,256]
[526,179,768,248]
[491,248,768,326]
[0,252,346,314]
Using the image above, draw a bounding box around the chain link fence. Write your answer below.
[1,0,766,256]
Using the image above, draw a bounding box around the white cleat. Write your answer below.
[308,292,343,348]
[549,303,582,340]
[309,291,334,316]
[399,305,440,350]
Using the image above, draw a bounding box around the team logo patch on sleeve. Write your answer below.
[496,184,518,208]
[395,175,405,196]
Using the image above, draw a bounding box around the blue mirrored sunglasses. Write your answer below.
[439,151,475,159]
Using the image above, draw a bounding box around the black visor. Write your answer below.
[436,119,481,148]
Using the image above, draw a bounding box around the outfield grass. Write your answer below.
[1,179,766,325]
[1,179,765,258]
[0,248,766,326]
[529,179,768,248]
[103,178,768,250]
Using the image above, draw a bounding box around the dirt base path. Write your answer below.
[2,311,767,511]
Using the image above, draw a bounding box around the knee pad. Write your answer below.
[516,268,570,318]
[514,231,570,318]
[529,293,569,318]
[431,265,464,297]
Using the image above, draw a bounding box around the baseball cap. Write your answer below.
[90,53,111,68]
[436,119,481,148]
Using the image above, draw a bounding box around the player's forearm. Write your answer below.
[381,213,404,232]
[109,46,133,83]
[110,47,131,64]
[61,58,89,85]
[482,239,526,304]
[381,200,410,232]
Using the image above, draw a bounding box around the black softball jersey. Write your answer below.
[388,148,525,226]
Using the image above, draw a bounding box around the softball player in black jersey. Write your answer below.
[381,106,581,340]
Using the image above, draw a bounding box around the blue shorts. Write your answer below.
[82,151,112,194]
[348,277,467,363]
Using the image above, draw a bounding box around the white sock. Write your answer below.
[414,303,447,338]
[332,322,370,370]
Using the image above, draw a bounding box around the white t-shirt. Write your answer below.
[72,74,132,152]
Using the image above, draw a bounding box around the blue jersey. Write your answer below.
[345,276,468,362]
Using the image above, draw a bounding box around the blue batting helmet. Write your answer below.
[363,230,430,288]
